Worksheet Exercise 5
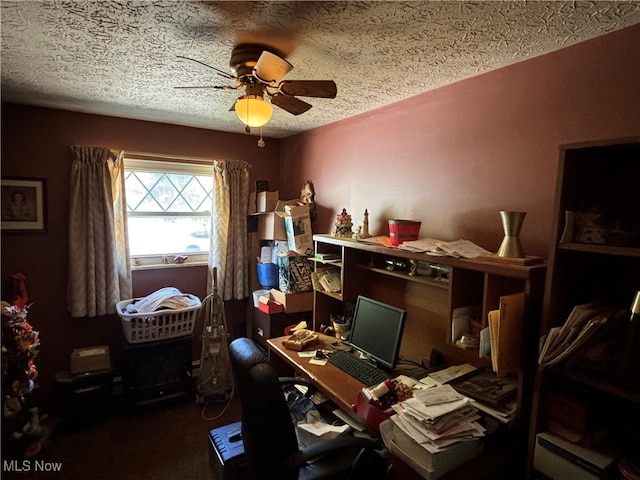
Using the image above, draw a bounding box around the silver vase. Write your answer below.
[497,211,526,258]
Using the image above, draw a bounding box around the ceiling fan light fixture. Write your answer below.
[254,51,293,84]
[235,95,273,128]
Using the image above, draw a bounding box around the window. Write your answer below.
[124,156,213,265]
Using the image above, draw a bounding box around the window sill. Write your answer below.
[131,254,208,270]
[132,262,208,271]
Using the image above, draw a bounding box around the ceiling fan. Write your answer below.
[176,43,337,135]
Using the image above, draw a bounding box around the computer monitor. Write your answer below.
[347,295,406,369]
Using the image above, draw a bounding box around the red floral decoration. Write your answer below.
[2,273,39,399]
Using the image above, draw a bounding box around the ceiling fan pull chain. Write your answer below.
[258,128,266,148]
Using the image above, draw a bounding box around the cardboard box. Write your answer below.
[270,288,314,313]
[258,296,285,314]
[255,199,301,240]
[257,212,287,240]
[256,191,279,212]
[281,204,314,255]
[70,345,111,374]
[248,191,257,214]
[278,252,314,293]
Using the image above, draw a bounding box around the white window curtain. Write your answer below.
[68,146,132,317]
[208,159,250,300]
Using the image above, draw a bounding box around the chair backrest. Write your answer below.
[229,337,300,480]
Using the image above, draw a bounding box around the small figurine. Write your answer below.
[361,209,371,239]
[352,209,371,240]
[332,208,353,238]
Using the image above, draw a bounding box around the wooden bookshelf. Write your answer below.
[527,137,640,479]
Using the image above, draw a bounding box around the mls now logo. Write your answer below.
[3,459,63,472]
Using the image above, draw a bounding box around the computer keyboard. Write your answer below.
[327,350,389,386]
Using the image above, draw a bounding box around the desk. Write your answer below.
[267,333,365,420]
[268,333,516,480]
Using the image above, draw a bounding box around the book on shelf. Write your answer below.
[313,252,342,262]
[538,301,621,368]
[487,292,525,377]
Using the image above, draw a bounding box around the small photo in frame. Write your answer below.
[1,177,47,233]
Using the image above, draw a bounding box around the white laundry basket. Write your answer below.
[116,294,202,344]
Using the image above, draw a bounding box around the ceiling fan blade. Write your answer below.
[279,80,337,98]
[176,55,235,80]
[174,85,232,90]
[254,50,293,83]
[270,93,312,116]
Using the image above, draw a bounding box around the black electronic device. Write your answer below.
[327,350,389,386]
[346,295,406,370]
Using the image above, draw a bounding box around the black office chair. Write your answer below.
[229,337,388,480]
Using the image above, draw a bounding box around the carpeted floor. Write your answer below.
[3,395,242,480]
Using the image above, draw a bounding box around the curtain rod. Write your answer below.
[114,149,218,164]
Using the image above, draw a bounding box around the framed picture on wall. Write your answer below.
[1,177,47,233]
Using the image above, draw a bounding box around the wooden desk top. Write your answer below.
[267,333,366,415]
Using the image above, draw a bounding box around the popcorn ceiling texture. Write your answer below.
[2,1,639,138]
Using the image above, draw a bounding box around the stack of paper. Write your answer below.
[399,238,491,258]
[538,301,620,367]
[390,385,485,452]
[311,268,342,293]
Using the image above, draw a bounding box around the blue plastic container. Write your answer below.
[257,262,279,288]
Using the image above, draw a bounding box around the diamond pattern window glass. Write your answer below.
[124,157,213,257]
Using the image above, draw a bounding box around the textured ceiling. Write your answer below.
[2,1,640,139]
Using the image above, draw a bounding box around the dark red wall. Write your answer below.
[280,24,640,259]
[1,106,280,410]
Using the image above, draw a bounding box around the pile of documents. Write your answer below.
[390,384,485,451]
[357,236,492,258]
[398,238,491,258]
[381,384,484,478]
[538,301,623,367]
[423,364,518,426]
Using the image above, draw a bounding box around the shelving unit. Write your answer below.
[313,233,546,477]
[527,137,640,479]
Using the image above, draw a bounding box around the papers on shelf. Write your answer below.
[399,238,492,258]
[311,267,342,293]
[451,305,482,345]
[538,301,623,368]
[424,364,478,385]
[357,235,492,259]
[358,236,394,247]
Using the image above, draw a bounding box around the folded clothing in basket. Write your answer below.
[125,287,199,314]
